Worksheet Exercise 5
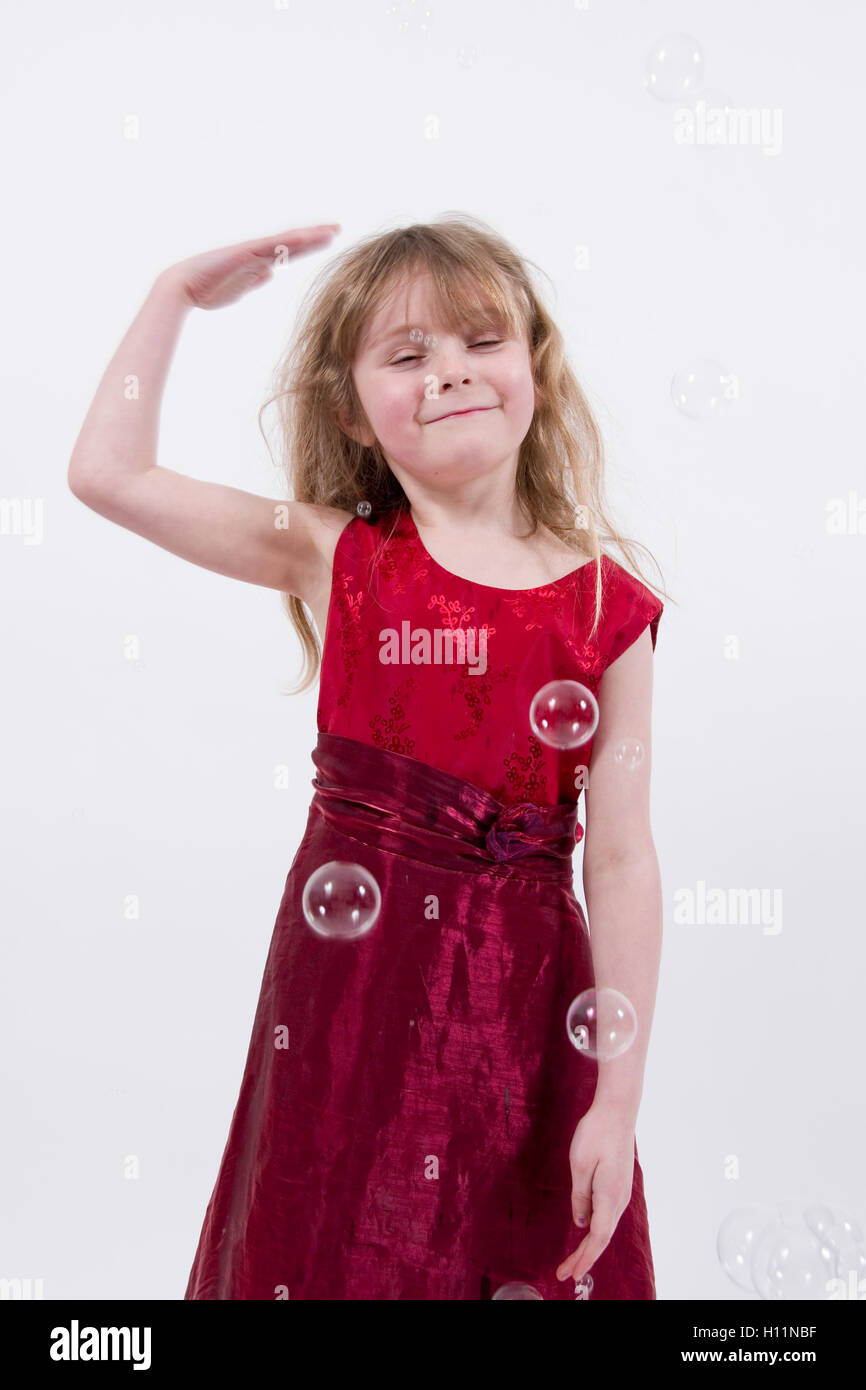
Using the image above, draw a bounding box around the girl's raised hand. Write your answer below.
[161,224,341,309]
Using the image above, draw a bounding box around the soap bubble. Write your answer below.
[805,1207,866,1289]
[751,1221,837,1301]
[530,680,599,749]
[302,861,381,940]
[614,739,644,771]
[834,1242,866,1287]
[826,1213,864,1248]
[387,0,433,37]
[804,1203,836,1240]
[824,1213,866,1287]
[492,1282,543,1300]
[671,358,737,418]
[566,987,637,1061]
[406,327,437,351]
[645,33,704,103]
[717,1205,779,1292]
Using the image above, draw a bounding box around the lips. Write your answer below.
[431,406,496,422]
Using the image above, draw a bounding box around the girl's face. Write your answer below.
[343,271,536,494]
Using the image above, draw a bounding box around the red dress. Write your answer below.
[184,503,663,1300]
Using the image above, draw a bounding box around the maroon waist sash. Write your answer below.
[310,732,581,883]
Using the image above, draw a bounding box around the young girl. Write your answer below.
[68,215,669,1301]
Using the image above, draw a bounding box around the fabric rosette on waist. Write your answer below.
[484,800,584,862]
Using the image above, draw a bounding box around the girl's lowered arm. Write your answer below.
[581,626,663,1120]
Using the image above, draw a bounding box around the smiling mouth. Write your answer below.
[434,406,496,421]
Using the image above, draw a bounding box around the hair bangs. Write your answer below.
[349,242,529,363]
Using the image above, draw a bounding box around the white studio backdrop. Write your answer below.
[1,0,863,1301]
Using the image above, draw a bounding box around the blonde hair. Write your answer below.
[258,213,672,693]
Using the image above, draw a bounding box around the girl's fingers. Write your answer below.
[556,1232,590,1281]
[557,1212,614,1281]
[557,1185,592,1278]
[570,1233,603,1279]
[563,1208,621,1281]
[556,1251,583,1281]
[558,1243,594,1281]
[242,226,340,257]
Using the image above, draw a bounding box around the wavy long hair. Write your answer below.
[258,213,672,693]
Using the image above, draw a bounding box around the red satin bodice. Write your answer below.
[317,504,663,806]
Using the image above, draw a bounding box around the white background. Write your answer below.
[1,0,863,1301]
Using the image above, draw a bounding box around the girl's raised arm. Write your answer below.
[66,226,345,599]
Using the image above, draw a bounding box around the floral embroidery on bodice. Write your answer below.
[316,505,662,807]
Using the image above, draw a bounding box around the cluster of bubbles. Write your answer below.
[493,1274,593,1300]
[385,10,478,68]
[408,326,438,350]
[718,1203,866,1300]
[531,679,645,771]
[387,0,432,37]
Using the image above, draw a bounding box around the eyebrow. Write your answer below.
[368,324,420,350]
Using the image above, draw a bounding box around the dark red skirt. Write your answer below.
[184,732,655,1300]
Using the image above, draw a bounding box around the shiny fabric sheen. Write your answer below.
[184,733,656,1300]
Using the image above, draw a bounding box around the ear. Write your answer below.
[336,406,376,449]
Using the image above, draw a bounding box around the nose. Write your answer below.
[437,373,473,391]
[430,355,475,392]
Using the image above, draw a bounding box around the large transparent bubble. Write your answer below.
[530,680,599,750]
[302,861,382,940]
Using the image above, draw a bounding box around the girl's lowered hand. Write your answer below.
[158,224,341,310]
[555,1102,637,1285]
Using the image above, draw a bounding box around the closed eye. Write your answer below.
[391,339,502,365]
